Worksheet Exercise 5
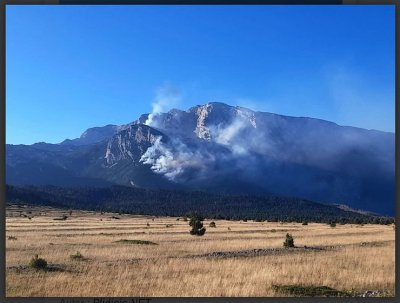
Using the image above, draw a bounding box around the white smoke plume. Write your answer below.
[212,118,249,155]
[140,136,217,182]
[141,109,268,181]
[145,84,182,126]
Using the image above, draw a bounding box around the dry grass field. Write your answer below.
[6,204,395,297]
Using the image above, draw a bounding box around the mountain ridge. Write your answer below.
[6,102,395,216]
[6,102,394,148]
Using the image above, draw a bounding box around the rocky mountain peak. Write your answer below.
[104,124,166,166]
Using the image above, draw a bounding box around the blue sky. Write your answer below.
[6,5,395,144]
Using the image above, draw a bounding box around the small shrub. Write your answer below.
[330,222,336,228]
[70,251,87,261]
[166,224,173,228]
[209,221,216,228]
[227,227,231,231]
[189,213,206,236]
[146,222,150,227]
[8,236,17,240]
[29,255,47,269]
[283,233,294,248]
[183,217,188,222]
[302,221,308,225]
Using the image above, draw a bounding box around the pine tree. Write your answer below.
[189,213,206,236]
[283,233,294,248]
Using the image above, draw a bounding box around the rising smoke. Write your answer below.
[140,100,394,189]
[140,111,264,182]
[140,136,220,182]
[145,84,182,127]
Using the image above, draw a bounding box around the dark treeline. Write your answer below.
[6,184,394,225]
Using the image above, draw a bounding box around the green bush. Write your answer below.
[189,213,206,236]
[29,255,47,269]
[283,233,294,248]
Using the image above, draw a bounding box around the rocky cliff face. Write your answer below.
[104,124,166,166]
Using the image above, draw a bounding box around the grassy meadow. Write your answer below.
[6,204,395,297]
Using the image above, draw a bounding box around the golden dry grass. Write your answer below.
[6,204,395,297]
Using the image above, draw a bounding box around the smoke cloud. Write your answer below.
[140,112,268,182]
[140,136,219,182]
[145,84,182,126]
[140,102,394,189]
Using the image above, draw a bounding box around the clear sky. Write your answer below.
[6,5,395,145]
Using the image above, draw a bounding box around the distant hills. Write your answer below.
[6,102,395,216]
[6,185,393,224]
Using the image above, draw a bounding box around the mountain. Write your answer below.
[60,124,120,146]
[6,102,395,215]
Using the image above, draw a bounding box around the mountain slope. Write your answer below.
[5,102,395,215]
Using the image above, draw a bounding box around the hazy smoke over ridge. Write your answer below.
[140,113,262,181]
[212,117,251,156]
[145,84,182,126]
[139,101,394,189]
